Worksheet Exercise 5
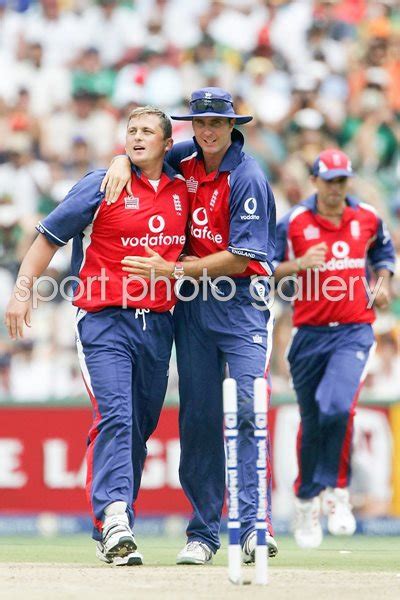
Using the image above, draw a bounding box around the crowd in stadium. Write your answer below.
[0,0,399,401]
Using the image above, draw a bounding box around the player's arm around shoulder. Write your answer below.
[101,155,132,204]
[100,140,196,204]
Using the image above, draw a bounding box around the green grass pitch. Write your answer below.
[0,535,399,571]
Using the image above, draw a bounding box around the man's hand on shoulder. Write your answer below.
[100,156,132,205]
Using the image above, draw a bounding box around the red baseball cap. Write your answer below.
[312,148,354,180]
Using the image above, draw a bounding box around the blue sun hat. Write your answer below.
[171,87,253,124]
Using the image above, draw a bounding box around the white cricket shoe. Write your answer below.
[293,496,323,549]
[96,542,143,566]
[323,487,356,536]
[242,530,279,564]
[176,541,213,565]
[101,513,137,560]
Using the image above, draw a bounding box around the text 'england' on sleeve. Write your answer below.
[36,170,105,247]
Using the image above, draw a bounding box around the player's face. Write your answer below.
[125,114,172,169]
[314,176,350,207]
[192,117,235,159]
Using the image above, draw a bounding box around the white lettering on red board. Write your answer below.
[0,437,181,490]
[43,440,86,489]
[0,439,27,487]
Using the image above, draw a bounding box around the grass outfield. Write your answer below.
[0,535,399,571]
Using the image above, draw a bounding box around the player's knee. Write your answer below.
[300,411,319,429]
[99,412,131,434]
[238,398,255,431]
[319,408,350,428]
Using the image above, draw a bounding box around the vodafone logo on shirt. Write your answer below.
[148,215,165,233]
[192,208,208,226]
[190,206,223,244]
[332,241,349,258]
[241,197,260,220]
[319,240,365,272]
[121,215,185,248]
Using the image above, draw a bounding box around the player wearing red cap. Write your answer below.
[274,148,395,548]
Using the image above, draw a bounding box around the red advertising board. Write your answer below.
[0,404,394,518]
[0,406,192,514]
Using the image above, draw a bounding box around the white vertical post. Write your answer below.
[253,377,268,585]
[223,378,242,585]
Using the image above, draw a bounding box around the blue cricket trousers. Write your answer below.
[287,323,375,499]
[174,277,274,553]
[75,306,173,540]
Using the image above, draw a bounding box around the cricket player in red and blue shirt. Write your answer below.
[274,149,395,549]
[111,88,277,564]
[5,107,188,566]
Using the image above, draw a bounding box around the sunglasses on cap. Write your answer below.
[190,98,233,113]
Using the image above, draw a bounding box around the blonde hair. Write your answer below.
[127,106,172,139]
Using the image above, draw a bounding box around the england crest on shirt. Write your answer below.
[303,224,320,240]
[124,195,139,209]
[186,176,198,193]
[173,194,182,214]
[210,189,218,210]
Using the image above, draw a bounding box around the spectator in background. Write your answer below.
[64,137,95,181]
[6,88,40,148]
[72,47,116,100]
[386,29,400,113]
[40,89,117,164]
[141,49,184,108]
[207,0,268,54]
[0,204,22,277]
[82,0,145,68]
[340,70,398,173]
[312,0,357,41]
[22,0,85,67]
[240,56,292,127]
[140,0,205,51]
[18,42,70,117]
[273,159,313,218]
[0,132,51,221]
[367,328,400,401]
[181,35,237,95]
[243,113,286,181]
[0,0,24,66]
[267,0,314,72]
